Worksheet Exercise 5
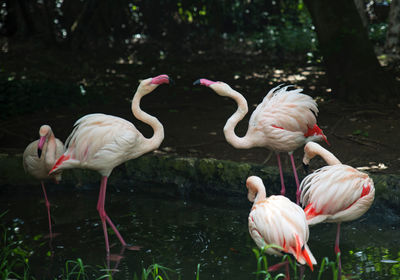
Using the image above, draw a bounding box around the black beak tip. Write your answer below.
[168,77,175,85]
[37,148,42,158]
[193,79,201,86]
[302,162,309,174]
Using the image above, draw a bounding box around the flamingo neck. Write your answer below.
[131,89,164,154]
[222,89,253,149]
[253,186,267,204]
[45,132,57,169]
[314,145,341,166]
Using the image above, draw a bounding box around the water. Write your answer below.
[1,184,400,279]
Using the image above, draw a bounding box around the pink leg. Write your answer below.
[268,260,290,279]
[97,176,127,254]
[276,153,286,196]
[335,223,342,280]
[41,181,53,239]
[289,153,301,205]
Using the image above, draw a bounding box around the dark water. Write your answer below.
[1,183,400,280]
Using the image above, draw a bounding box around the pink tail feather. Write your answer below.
[49,154,70,175]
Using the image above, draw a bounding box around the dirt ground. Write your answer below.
[1,42,399,175]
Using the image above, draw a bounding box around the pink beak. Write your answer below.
[37,136,46,158]
[323,134,330,146]
[151,74,171,85]
[193,78,217,87]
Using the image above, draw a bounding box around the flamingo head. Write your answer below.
[246,176,265,203]
[37,125,51,158]
[304,124,330,146]
[138,74,172,94]
[193,78,232,97]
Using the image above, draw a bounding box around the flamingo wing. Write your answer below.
[300,164,375,224]
[254,86,318,134]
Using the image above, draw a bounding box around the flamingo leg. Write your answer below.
[335,223,342,280]
[289,153,301,205]
[276,153,286,196]
[41,181,53,239]
[97,176,127,254]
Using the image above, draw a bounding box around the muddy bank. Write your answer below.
[1,153,399,213]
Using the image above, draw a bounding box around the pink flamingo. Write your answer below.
[247,176,316,278]
[23,125,64,238]
[300,142,375,278]
[49,74,171,254]
[194,79,328,204]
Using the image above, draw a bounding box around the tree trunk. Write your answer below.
[304,0,399,103]
[385,0,400,53]
[354,0,368,27]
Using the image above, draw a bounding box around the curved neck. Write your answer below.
[222,88,253,149]
[314,145,341,166]
[131,89,164,153]
[254,186,266,204]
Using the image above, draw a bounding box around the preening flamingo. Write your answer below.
[300,142,375,277]
[49,74,172,254]
[23,125,64,238]
[194,79,328,204]
[246,176,317,276]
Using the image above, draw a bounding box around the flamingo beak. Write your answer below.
[151,74,173,85]
[322,134,330,146]
[37,136,46,158]
[193,78,217,87]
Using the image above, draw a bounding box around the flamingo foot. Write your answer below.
[108,254,125,262]
[124,244,142,251]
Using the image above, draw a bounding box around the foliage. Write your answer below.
[0,74,92,120]
[368,23,388,45]
[0,211,35,280]
[252,246,341,280]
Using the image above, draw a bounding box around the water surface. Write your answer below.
[1,183,399,279]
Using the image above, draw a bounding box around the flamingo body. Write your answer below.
[247,176,316,270]
[247,85,322,152]
[301,164,375,225]
[300,142,375,225]
[52,113,148,177]
[23,136,64,181]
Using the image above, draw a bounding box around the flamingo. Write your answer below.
[246,176,316,278]
[49,74,172,254]
[194,79,328,204]
[300,142,375,278]
[23,125,64,238]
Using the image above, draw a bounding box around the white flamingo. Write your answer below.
[300,142,375,278]
[195,79,328,204]
[23,125,64,238]
[49,74,172,254]
[247,175,316,277]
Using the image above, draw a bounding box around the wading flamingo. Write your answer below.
[194,79,328,204]
[49,74,172,255]
[300,142,375,278]
[247,176,316,278]
[23,125,64,238]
